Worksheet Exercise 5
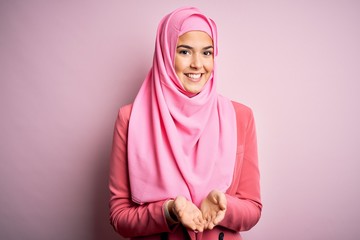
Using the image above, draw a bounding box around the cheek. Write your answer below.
[205,60,214,72]
[174,57,184,73]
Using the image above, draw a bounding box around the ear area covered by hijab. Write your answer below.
[127,6,237,206]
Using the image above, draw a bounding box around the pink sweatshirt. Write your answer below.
[109,101,262,240]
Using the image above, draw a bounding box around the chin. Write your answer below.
[185,87,202,95]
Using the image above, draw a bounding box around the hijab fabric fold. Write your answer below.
[127,7,237,206]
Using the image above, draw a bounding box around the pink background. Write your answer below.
[1,1,359,239]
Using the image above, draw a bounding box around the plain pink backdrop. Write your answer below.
[1,1,359,239]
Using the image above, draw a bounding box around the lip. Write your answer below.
[184,73,203,82]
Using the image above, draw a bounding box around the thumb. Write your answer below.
[218,193,227,210]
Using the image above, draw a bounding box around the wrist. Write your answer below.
[164,200,179,225]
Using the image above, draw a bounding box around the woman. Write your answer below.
[109,6,262,240]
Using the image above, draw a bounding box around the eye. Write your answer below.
[178,49,190,55]
[203,50,213,56]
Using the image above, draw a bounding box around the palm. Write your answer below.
[200,190,227,230]
[173,196,204,232]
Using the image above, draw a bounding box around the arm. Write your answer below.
[109,105,171,238]
[220,103,262,232]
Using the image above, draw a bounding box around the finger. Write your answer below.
[194,227,205,233]
[193,217,201,226]
[213,212,225,225]
[190,221,202,232]
[207,221,215,230]
[200,208,209,218]
[197,214,205,225]
[196,225,204,232]
[219,199,227,210]
[210,211,217,221]
[182,219,196,231]
[189,224,197,231]
[195,220,204,232]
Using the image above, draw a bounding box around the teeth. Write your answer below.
[186,73,201,79]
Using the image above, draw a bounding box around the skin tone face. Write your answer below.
[174,31,214,94]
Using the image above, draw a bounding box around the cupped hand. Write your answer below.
[172,196,205,232]
[200,190,227,230]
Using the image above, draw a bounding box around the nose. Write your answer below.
[190,54,202,69]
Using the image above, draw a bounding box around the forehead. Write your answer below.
[177,31,213,46]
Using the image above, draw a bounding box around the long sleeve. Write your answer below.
[220,102,262,232]
[109,102,262,240]
[109,104,171,238]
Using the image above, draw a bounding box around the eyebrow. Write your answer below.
[177,45,214,50]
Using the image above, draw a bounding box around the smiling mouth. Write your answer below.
[185,73,202,80]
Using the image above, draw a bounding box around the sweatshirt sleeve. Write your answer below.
[108,105,172,238]
[220,102,262,232]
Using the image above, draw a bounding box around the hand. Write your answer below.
[171,196,205,232]
[200,190,227,230]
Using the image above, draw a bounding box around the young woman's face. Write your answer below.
[174,31,214,94]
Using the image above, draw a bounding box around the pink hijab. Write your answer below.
[127,7,237,206]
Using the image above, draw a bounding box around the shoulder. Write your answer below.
[231,100,254,119]
[230,100,256,133]
[230,101,257,143]
[119,103,133,118]
[117,103,133,126]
